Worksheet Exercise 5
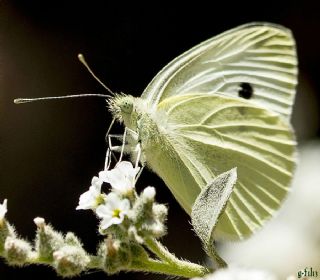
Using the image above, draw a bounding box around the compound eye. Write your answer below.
[122,101,133,113]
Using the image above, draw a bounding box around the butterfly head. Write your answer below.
[108,94,136,128]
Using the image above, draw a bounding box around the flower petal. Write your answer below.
[110,216,123,225]
[76,177,103,210]
[119,199,130,213]
[0,199,8,220]
[91,176,103,190]
[99,169,122,184]
[116,161,134,173]
[106,192,122,209]
[100,217,114,230]
[117,161,140,179]
[96,204,112,218]
[76,190,95,210]
[96,193,130,231]
[99,161,139,194]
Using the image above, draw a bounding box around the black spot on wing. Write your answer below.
[238,82,253,99]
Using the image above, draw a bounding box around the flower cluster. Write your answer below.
[76,160,167,242]
[76,161,139,231]
[74,159,168,274]
[77,160,138,204]
[0,159,170,277]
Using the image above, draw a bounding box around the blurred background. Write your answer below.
[0,1,319,279]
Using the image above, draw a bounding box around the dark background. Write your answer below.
[0,1,319,279]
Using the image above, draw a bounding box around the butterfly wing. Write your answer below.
[137,23,297,239]
[141,23,297,119]
[144,93,296,240]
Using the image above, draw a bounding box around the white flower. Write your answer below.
[76,177,104,210]
[96,192,130,230]
[99,161,139,195]
[0,199,8,221]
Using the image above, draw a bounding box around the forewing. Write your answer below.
[141,23,297,119]
[155,94,296,240]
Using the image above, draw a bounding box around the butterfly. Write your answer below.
[108,22,298,240]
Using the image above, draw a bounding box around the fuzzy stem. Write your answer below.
[131,258,209,278]
[143,238,210,277]
[0,239,210,278]
[27,256,52,265]
[144,237,180,264]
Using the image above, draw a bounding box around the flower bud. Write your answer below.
[129,191,168,240]
[4,236,32,266]
[129,242,148,260]
[130,192,154,227]
[34,224,64,261]
[0,221,16,253]
[149,222,166,238]
[98,237,132,275]
[65,232,82,247]
[33,217,45,229]
[128,226,143,244]
[129,198,145,226]
[53,245,90,277]
[141,186,156,202]
[152,204,168,223]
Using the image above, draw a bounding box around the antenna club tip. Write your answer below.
[78,53,85,62]
[14,99,23,104]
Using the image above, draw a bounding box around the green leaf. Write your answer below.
[191,168,237,257]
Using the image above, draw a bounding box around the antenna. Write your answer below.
[14,94,110,104]
[14,53,115,104]
[78,54,115,96]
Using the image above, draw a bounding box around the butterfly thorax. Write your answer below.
[108,94,164,146]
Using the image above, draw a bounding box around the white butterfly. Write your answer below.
[108,22,298,240]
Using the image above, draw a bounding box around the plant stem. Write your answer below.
[142,238,210,277]
[131,258,209,278]
[25,253,52,265]
[144,238,177,264]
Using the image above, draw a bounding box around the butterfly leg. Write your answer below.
[107,134,122,151]
[134,142,141,169]
[107,134,125,167]
[135,163,145,183]
[104,148,112,171]
[105,117,116,143]
[126,128,141,168]
[134,142,146,182]
[118,128,128,162]
[107,128,139,161]
[119,127,140,162]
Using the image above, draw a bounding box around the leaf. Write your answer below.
[191,168,237,255]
